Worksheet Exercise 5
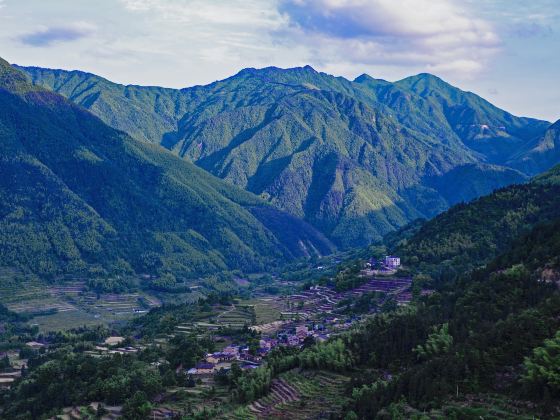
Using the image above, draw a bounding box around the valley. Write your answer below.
[0,14,559,418]
[0,255,419,419]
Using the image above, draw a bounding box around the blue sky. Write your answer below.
[0,0,557,121]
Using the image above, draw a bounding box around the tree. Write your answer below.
[0,354,10,369]
[414,323,453,360]
[381,296,398,313]
[122,391,152,419]
[522,330,560,396]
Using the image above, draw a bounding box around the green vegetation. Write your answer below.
[20,64,552,247]
[394,164,560,279]
[3,211,560,418]
[413,323,453,360]
[0,57,334,284]
[522,330,560,397]
[230,215,560,418]
[2,57,560,419]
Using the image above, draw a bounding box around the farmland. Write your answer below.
[0,270,161,332]
[242,370,350,419]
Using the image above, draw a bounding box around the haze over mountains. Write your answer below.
[19,64,558,248]
[0,58,333,280]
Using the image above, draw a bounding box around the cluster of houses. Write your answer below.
[185,324,333,376]
[187,344,259,375]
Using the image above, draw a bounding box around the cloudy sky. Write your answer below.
[0,0,558,121]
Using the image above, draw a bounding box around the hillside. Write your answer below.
[508,119,560,175]
[231,183,560,418]
[0,58,334,282]
[393,164,560,278]
[19,65,552,248]
[343,216,560,418]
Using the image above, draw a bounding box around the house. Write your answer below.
[287,335,300,346]
[104,336,125,346]
[259,338,278,350]
[384,256,401,268]
[194,362,215,374]
[25,341,45,350]
[220,352,236,361]
[296,325,309,339]
[205,353,220,364]
[222,345,240,358]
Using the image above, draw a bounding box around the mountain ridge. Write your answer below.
[18,63,557,247]
[0,57,335,281]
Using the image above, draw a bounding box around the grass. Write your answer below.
[31,310,105,333]
[240,298,282,325]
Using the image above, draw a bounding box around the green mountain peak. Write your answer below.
[0,58,334,280]
[16,62,557,248]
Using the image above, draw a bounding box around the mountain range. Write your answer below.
[19,64,558,247]
[0,58,333,281]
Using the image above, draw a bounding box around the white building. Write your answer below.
[384,256,401,268]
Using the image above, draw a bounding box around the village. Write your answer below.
[0,255,419,399]
[182,255,420,376]
[0,254,430,418]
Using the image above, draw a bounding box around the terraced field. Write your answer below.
[215,305,255,328]
[0,274,75,314]
[55,403,122,419]
[249,299,283,325]
[173,304,255,336]
[0,270,160,331]
[426,394,545,419]
[227,370,350,419]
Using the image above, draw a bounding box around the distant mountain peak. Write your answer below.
[353,73,391,86]
[0,58,34,92]
[396,72,451,89]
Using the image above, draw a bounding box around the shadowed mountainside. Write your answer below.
[0,58,334,280]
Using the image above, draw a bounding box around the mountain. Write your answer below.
[392,73,549,164]
[507,119,560,175]
[0,58,334,282]
[346,215,560,418]
[392,163,560,278]
[19,65,553,247]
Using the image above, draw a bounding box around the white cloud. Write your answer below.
[120,0,283,28]
[277,0,500,77]
[18,21,96,47]
[116,0,290,72]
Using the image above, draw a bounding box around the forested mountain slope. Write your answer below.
[232,175,560,418]
[0,58,334,281]
[393,164,560,278]
[20,65,550,247]
[344,215,560,418]
[508,119,560,175]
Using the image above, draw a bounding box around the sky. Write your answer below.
[0,0,558,121]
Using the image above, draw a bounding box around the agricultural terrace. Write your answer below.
[0,273,160,332]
